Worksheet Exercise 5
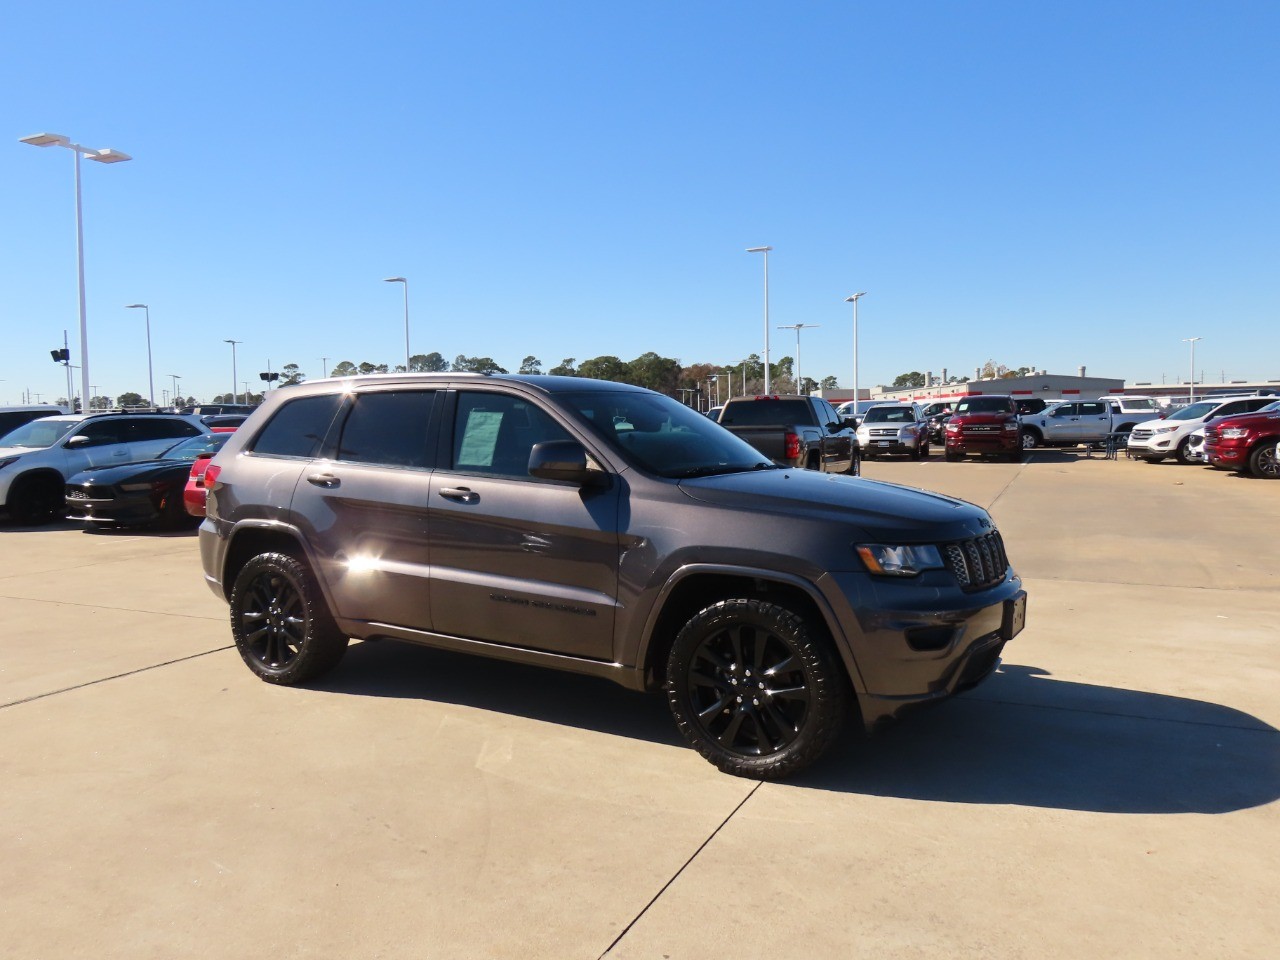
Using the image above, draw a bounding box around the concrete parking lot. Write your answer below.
[2,452,1277,959]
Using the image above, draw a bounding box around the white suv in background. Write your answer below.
[0,413,211,524]
[1127,395,1275,464]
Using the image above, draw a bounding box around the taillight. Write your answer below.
[784,431,801,459]
[190,454,213,486]
[204,463,222,489]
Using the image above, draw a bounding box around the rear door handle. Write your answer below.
[440,486,479,504]
[307,473,340,488]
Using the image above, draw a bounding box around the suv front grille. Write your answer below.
[1130,428,1154,441]
[965,425,999,434]
[944,531,1008,591]
[869,427,898,438]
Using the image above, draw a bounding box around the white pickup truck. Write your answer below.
[1019,396,1161,451]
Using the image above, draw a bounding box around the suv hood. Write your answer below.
[0,446,39,462]
[678,470,992,543]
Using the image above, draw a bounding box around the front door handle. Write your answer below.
[440,486,479,504]
[307,473,340,488]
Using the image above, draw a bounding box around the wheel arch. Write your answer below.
[220,521,314,601]
[636,565,864,696]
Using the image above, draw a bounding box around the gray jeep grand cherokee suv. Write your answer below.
[200,374,1026,779]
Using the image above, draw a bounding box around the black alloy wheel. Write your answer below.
[666,599,848,779]
[1249,443,1279,479]
[229,552,348,684]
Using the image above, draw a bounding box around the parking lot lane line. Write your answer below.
[597,782,761,959]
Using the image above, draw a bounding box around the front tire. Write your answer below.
[1174,438,1195,465]
[1020,430,1040,450]
[846,447,861,477]
[665,599,849,780]
[1248,443,1279,479]
[229,552,349,684]
[7,475,63,526]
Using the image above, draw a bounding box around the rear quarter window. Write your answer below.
[250,395,343,459]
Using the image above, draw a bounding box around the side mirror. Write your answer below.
[529,440,596,485]
[65,435,93,447]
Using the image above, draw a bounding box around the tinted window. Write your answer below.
[251,395,342,458]
[78,420,127,445]
[1079,402,1107,416]
[817,399,842,423]
[128,418,201,442]
[719,399,812,426]
[337,390,436,468]
[451,392,573,479]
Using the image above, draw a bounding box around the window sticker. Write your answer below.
[458,410,503,467]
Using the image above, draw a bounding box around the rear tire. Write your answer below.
[665,599,849,780]
[230,552,348,684]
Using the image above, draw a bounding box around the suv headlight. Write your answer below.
[1153,424,1179,434]
[856,543,945,577]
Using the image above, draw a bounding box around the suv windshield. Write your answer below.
[0,419,78,449]
[954,398,1012,415]
[863,406,916,423]
[560,391,775,479]
[1166,401,1217,421]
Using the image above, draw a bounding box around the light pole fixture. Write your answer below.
[746,247,773,393]
[320,357,330,379]
[224,339,242,404]
[383,277,410,371]
[125,304,155,408]
[1182,337,1202,403]
[777,323,820,395]
[844,292,868,412]
[169,374,181,407]
[20,132,132,413]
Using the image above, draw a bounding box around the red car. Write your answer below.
[1203,400,1280,478]
[944,395,1022,462]
[184,429,238,516]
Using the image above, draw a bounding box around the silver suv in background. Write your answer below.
[0,413,211,524]
[199,374,1026,780]
[856,404,930,459]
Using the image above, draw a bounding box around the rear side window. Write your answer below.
[336,391,436,468]
[1079,402,1107,416]
[127,418,201,442]
[719,399,811,426]
[251,395,342,459]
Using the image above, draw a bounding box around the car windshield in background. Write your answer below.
[560,391,775,479]
[0,419,78,449]
[1260,400,1280,413]
[864,407,916,423]
[1165,401,1217,421]
[157,433,230,462]
[954,398,1010,414]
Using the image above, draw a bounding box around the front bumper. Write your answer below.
[65,489,162,525]
[818,569,1027,730]
[945,434,1018,453]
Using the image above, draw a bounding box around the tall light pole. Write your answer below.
[1182,337,1202,403]
[124,304,154,408]
[224,339,242,404]
[20,133,132,413]
[746,247,773,393]
[383,277,410,371]
[320,357,330,379]
[169,374,181,407]
[778,323,820,395]
[844,293,868,412]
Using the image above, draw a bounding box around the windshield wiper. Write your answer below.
[674,462,779,479]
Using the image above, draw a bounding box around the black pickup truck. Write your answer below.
[717,395,860,475]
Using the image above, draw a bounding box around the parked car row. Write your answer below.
[0,411,239,527]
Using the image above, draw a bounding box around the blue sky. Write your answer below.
[3,1,1277,404]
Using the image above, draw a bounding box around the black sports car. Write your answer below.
[65,433,230,529]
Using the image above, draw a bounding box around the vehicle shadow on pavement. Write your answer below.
[803,663,1280,814]
[314,639,684,747]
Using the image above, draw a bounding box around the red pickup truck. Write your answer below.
[1203,400,1280,478]
[944,395,1022,462]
